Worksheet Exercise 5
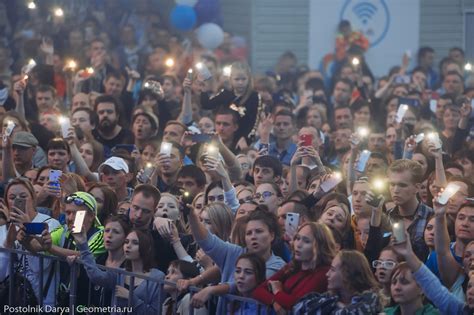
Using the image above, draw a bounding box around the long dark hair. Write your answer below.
[124,229,155,273]
[87,182,118,225]
[230,253,266,315]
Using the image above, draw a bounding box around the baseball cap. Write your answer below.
[98,156,129,173]
[12,131,39,148]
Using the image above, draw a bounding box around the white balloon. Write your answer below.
[176,0,198,6]
[196,23,224,50]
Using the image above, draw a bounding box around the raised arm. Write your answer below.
[433,198,461,288]
[66,128,98,182]
[2,132,16,181]
[178,77,193,125]
[429,144,447,188]
[392,231,465,315]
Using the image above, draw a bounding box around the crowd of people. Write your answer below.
[0,1,473,314]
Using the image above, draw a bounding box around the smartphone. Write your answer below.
[355,150,371,173]
[263,103,273,115]
[4,121,16,137]
[59,117,71,138]
[206,144,219,159]
[72,210,87,233]
[300,134,313,147]
[24,222,47,235]
[414,133,425,144]
[140,163,155,183]
[392,221,406,243]
[429,99,437,113]
[187,69,193,80]
[196,63,212,81]
[13,198,26,213]
[143,79,162,95]
[437,183,461,205]
[427,132,442,149]
[190,134,212,143]
[320,173,343,192]
[367,180,384,207]
[49,170,62,188]
[394,75,410,85]
[285,212,300,240]
[113,144,137,153]
[396,105,409,123]
[160,142,172,156]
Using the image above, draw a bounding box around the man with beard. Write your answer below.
[92,95,134,151]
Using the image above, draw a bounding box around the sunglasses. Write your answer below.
[65,196,93,213]
[253,191,275,200]
[372,260,396,269]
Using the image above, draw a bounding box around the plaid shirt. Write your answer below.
[387,202,433,261]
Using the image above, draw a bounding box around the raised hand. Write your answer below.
[404,135,416,154]
[432,195,447,217]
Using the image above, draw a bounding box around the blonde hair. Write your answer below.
[201,202,234,241]
[230,61,254,105]
[159,193,187,233]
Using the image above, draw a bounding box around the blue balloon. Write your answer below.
[170,5,197,31]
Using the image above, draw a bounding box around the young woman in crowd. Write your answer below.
[131,111,159,151]
[73,228,164,314]
[2,178,61,305]
[373,246,402,307]
[253,181,283,214]
[87,182,118,225]
[253,222,336,311]
[199,201,234,242]
[187,208,285,313]
[384,262,440,314]
[293,250,382,314]
[317,193,354,249]
[229,253,267,314]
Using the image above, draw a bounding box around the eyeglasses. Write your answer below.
[253,191,275,200]
[372,260,397,269]
[208,195,224,202]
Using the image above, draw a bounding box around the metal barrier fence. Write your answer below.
[0,247,273,315]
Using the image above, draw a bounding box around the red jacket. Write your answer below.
[252,264,330,310]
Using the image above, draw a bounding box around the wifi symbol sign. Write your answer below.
[353,2,378,24]
[340,0,390,47]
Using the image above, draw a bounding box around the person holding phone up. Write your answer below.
[2,178,60,306]
[29,192,106,307]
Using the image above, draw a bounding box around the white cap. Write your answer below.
[98,156,129,173]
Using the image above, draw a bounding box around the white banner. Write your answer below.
[309,0,420,77]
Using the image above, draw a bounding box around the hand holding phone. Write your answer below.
[392,221,406,244]
[13,198,26,213]
[355,150,371,173]
[160,142,172,156]
[437,183,460,205]
[299,134,313,147]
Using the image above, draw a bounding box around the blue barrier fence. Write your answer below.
[0,247,274,315]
